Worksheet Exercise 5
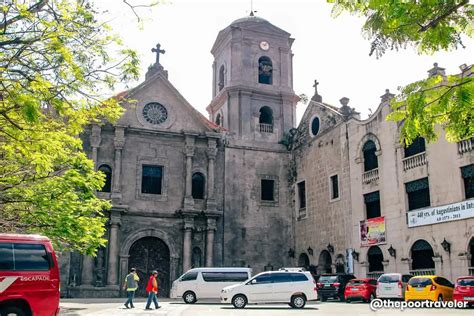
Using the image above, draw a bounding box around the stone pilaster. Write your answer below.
[182,217,194,272]
[206,139,218,211]
[206,218,217,267]
[433,256,443,276]
[106,211,121,286]
[90,124,101,166]
[111,126,125,203]
[183,135,195,210]
[81,255,95,286]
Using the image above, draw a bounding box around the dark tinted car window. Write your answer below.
[379,275,400,283]
[402,275,413,283]
[14,244,49,271]
[181,272,198,281]
[319,275,338,282]
[0,243,14,270]
[409,278,432,287]
[272,273,293,283]
[254,273,272,284]
[349,279,365,285]
[458,278,474,286]
[435,277,453,288]
[291,273,308,282]
[202,272,248,282]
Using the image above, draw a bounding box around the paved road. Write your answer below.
[60,298,473,316]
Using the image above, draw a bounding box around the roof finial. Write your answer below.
[311,79,322,102]
[151,43,165,65]
[250,0,257,16]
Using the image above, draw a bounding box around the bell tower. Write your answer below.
[207,15,298,145]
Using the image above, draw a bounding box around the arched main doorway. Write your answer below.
[298,253,310,270]
[318,250,332,274]
[411,239,435,271]
[368,246,384,272]
[128,237,170,297]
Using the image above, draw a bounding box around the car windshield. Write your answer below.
[319,275,338,282]
[457,278,474,286]
[378,275,400,283]
[409,278,432,286]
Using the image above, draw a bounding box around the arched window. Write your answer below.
[298,253,310,269]
[218,65,225,91]
[215,113,222,126]
[192,247,202,268]
[363,140,378,172]
[411,240,435,270]
[192,172,205,199]
[404,137,426,158]
[318,250,332,274]
[311,117,320,136]
[367,246,384,272]
[259,106,273,124]
[258,56,273,84]
[98,164,112,192]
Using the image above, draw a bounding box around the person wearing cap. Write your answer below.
[145,270,160,310]
[123,267,139,309]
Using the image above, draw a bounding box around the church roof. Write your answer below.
[230,15,269,26]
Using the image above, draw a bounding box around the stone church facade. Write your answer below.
[61,15,474,298]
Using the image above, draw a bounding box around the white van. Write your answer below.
[170,267,252,303]
[376,273,413,299]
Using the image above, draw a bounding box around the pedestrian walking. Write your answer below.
[123,268,139,309]
[145,270,161,310]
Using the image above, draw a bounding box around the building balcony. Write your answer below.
[362,168,379,184]
[258,123,273,133]
[409,268,435,276]
[458,138,473,155]
[402,152,426,171]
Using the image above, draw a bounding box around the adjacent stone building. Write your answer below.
[61,14,474,298]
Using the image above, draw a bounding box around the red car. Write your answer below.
[344,278,377,303]
[0,234,60,316]
[453,276,474,307]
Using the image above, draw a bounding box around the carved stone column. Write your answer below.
[433,256,443,276]
[183,135,195,210]
[90,124,101,165]
[206,139,218,211]
[112,126,125,203]
[206,218,217,267]
[107,211,121,286]
[182,217,194,272]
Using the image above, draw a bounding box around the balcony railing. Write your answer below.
[402,152,426,171]
[458,138,473,155]
[469,267,474,276]
[362,168,379,184]
[410,269,435,276]
[258,123,273,133]
[367,271,384,279]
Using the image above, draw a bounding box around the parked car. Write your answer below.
[170,267,252,303]
[376,273,413,300]
[316,273,355,302]
[220,271,317,309]
[344,278,377,303]
[0,234,60,316]
[405,275,454,302]
[453,276,474,307]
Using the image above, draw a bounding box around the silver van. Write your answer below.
[376,273,413,299]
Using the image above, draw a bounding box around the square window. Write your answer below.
[141,165,163,195]
[261,179,275,201]
[364,191,381,219]
[297,181,306,209]
[330,175,339,200]
[405,178,430,211]
[461,164,474,199]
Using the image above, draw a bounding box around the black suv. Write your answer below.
[317,274,356,302]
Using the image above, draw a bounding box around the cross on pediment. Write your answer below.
[151,43,165,64]
[313,80,319,95]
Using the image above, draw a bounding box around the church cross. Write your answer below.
[313,80,319,95]
[151,43,166,64]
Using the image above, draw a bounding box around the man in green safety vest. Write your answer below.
[123,267,140,309]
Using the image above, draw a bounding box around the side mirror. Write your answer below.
[251,279,257,285]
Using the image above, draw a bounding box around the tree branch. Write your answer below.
[418,0,469,32]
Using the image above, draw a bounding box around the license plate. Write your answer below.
[416,288,424,292]
[324,284,330,287]
[464,296,474,300]
[384,287,391,290]
[351,288,358,291]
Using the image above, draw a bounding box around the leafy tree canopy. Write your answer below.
[0,0,140,255]
[329,0,473,144]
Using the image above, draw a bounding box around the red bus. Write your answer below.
[0,234,60,316]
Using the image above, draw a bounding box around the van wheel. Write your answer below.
[232,294,247,309]
[0,306,27,316]
[183,291,196,304]
[437,295,443,302]
[291,295,306,309]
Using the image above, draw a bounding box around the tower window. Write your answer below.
[258,56,273,85]
[297,181,306,209]
[215,113,222,126]
[362,140,378,172]
[218,65,225,91]
[330,174,339,200]
[192,172,205,199]
[259,106,273,125]
[98,164,112,193]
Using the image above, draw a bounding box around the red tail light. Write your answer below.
[406,286,410,291]
[314,287,318,292]
[317,282,323,288]
[333,282,340,287]
[398,281,403,288]
[430,285,437,291]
